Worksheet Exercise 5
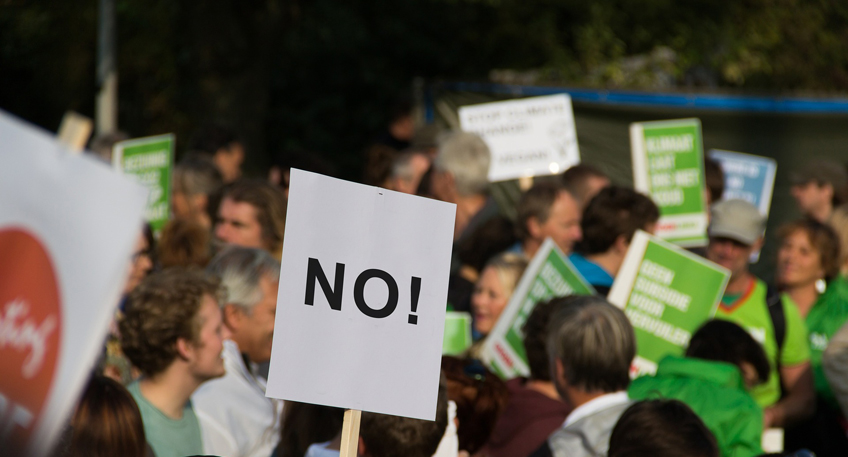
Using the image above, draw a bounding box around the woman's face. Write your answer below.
[777,229,824,289]
[471,267,509,336]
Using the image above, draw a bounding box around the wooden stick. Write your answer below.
[57,111,93,154]
[339,409,362,457]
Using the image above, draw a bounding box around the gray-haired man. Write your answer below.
[193,246,283,457]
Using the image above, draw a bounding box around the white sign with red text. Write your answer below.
[0,110,147,456]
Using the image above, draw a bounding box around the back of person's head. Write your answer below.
[276,402,344,457]
[190,122,240,155]
[440,357,509,454]
[704,157,725,205]
[120,268,223,377]
[66,375,146,457]
[221,179,288,254]
[547,295,635,393]
[206,245,280,311]
[577,186,659,255]
[433,132,491,196]
[174,153,223,200]
[686,319,770,386]
[608,399,719,457]
[516,181,566,241]
[523,297,568,382]
[561,164,610,206]
[157,219,213,269]
[359,374,449,457]
[456,217,517,275]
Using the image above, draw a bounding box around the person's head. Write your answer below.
[707,199,765,281]
[87,131,129,163]
[517,182,582,256]
[431,132,490,202]
[388,150,431,195]
[790,159,848,222]
[471,253,528,336]
[359,373,449,457]
[686,319,770,389]
[207,246,281,364]
[215,179,287,259]
[523,297,568,382]
[440,357,508,454]
[576,186,659,258]
[776,218,841,291]
[124,225,154,295]
[190,123,245,183]
[547,295,635,402]
[703,157,725,207]
[456,216,518,278]
[277,402,345,457]
[172,152,224,228]
[157,218,212,269]
[561,164,611,209]
[120,268,227,382]
[608,399,719,457]
[388,97,415,142]
[66,375,146,457]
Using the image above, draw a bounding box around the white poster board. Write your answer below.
[459,94,580,182]
[0,110,147,456]
[266,169,455,421]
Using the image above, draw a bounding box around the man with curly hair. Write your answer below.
[120,268,229,457]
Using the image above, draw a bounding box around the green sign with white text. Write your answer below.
[609,230,730,376]
[481,239,595,379]
[631,119,708,247]
[113,134,174,234]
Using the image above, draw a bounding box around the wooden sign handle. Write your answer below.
[339,409,362,457]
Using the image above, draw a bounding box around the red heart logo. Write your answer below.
[0,227,62,453]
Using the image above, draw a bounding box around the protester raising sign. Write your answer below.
[113,134,174,234]
[481,238,595,379]
[459,94,580,182]
[608,230,730,376]
[631,118,708,247]
[266,169,455,421]
[0,110,147,456]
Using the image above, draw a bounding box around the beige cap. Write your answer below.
[708,199,765,246]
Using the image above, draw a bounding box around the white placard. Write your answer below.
[266,169,456,421]
[459,94,580,182]
[0,110,148,456]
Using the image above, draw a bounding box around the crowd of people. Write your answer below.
[49,107,848,457]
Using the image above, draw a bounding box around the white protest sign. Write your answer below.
[0,110,147,456]
[459,94,580,182]
[266,169,455,421]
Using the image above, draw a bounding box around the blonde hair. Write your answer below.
[483,252,528,299]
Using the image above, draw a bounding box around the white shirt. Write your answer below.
[562,391,629,428]
[193,340,284,457]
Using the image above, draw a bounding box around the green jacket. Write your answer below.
[628,355,763,457]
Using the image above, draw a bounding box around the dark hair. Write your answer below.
[441,356,509,454]
[516,182,567,241]
[686,319,770,385]
[275,402,344,457]
[547,295,635,393]
[220,179,288,256]
[120,268,223,376]
[576,186,659,255]
[457,216,518,276]
[561,164,609,205]
[704,157,725,204]
[189,122,240,154]
[608,399,719,457]
[359,375,448,457]
[777,218,842,281]
[67,375,147,457]
[157,219,212,269]
[522,297,566,381]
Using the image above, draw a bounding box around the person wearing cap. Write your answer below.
[706,199,814,429]
[790,158,848,224]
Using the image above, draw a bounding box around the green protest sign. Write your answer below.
[112,134,174,234]
[443,312,473,356]
[608,230,730,376]
[481,238,595,379]
[631,118,708,247]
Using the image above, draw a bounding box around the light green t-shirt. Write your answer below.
[715,278,810,407]
[128,381,204,457]
[804,275,848,408]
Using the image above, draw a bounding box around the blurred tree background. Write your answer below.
[2,0,848,179]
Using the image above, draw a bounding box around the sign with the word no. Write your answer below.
[266,169,456,421]
[0,110,147,456]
